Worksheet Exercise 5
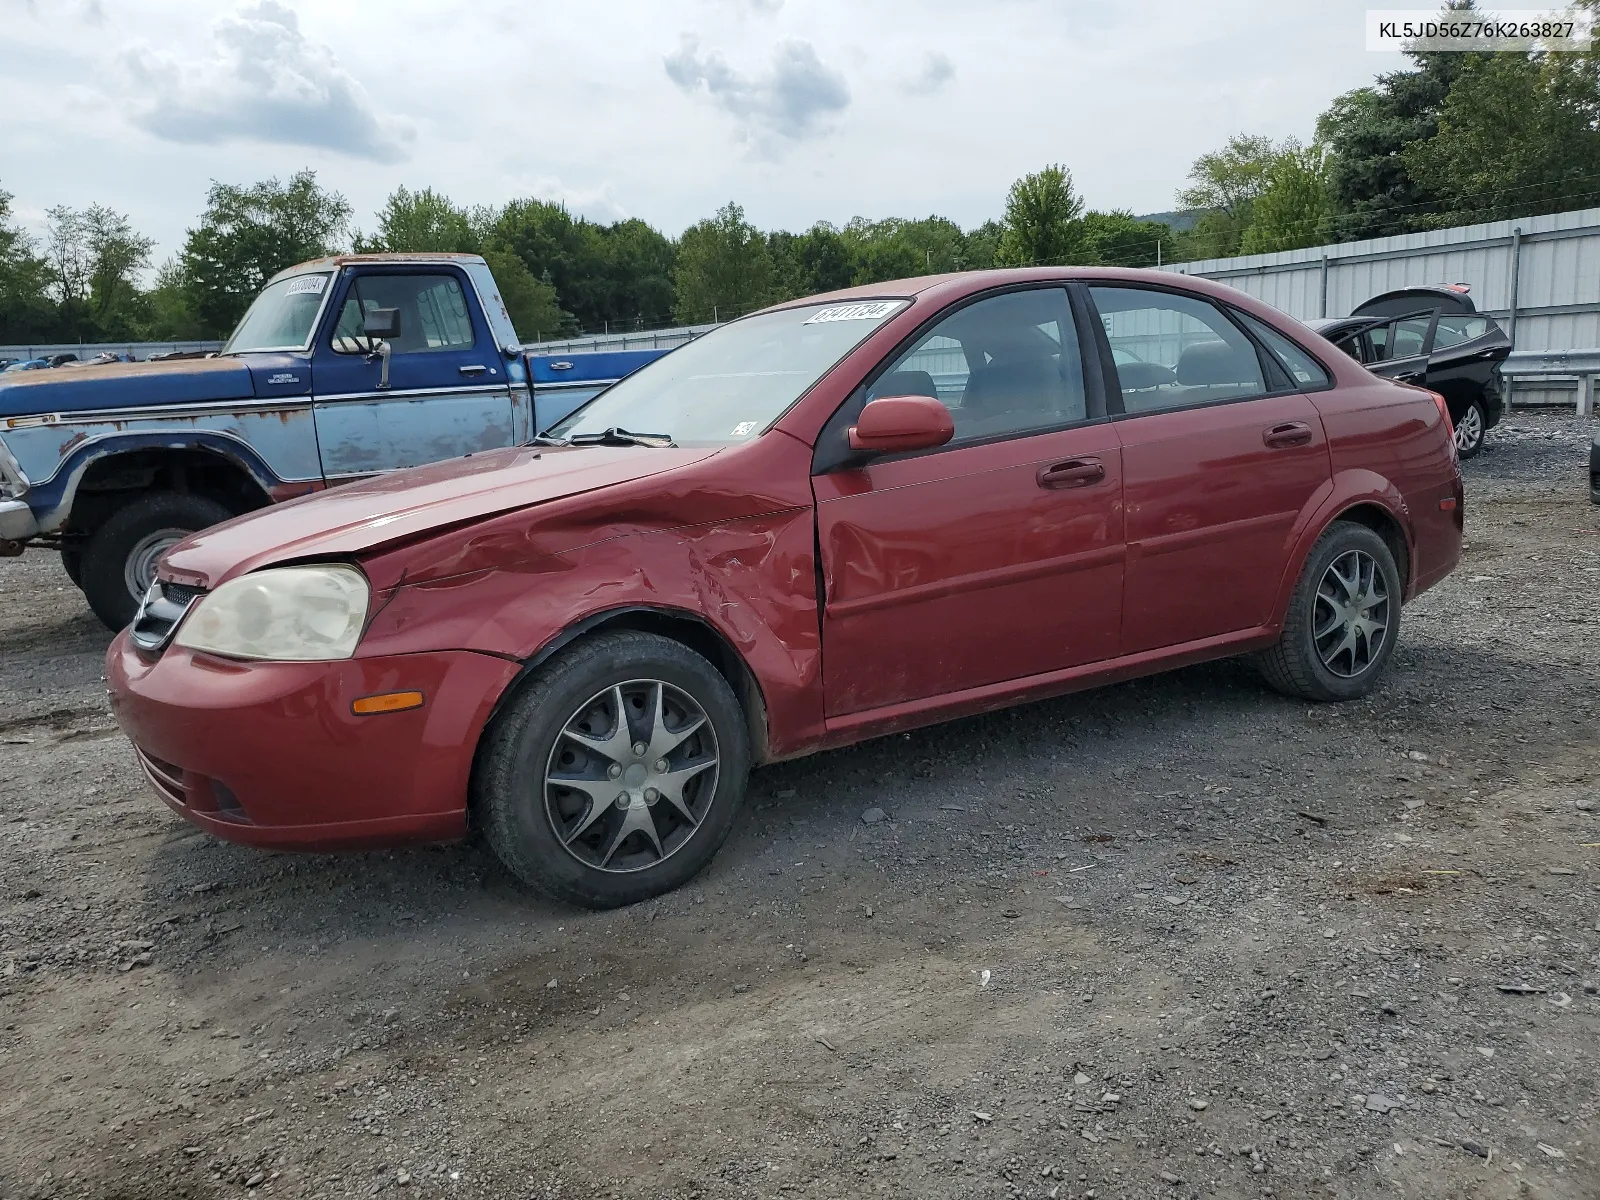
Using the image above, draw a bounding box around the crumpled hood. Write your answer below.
[161,443,719,587]
[0,357,255,418]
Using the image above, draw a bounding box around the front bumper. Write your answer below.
[0,498,38,544]
[107,633,522,851]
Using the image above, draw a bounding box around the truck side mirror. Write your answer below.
[362,308,401,341]
[361,308,400,389]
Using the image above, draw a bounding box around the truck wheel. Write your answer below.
[1255,521,1402,703]
[79,492,233,630]
[61,548,82,586]
[1454,398,1486,459]
[474,631,751,909]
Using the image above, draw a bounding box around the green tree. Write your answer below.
[1404,48,1600,226]
[598,218,677,327]
[673,202,771,324]
[768,223,852,300]
[138,257,206,341]
[480,248,565,343]
[360,186,480,253]
[1316,1,1476,240]
[43,204,153,339]
[1172,134,1279,258]
[1239,141,1333,254]
[995,165,1088,267]
[0,185,53,342]
[1080,210,1171,267]
[180,170,352,336]
[961,219,1004,270]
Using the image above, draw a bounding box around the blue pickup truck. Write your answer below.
[0,252,668,628]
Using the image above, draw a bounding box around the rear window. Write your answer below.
[1433,314,1490,349]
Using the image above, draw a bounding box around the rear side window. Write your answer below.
[1234,311,1331,389]
[1089,285,1266,414]
[1433,314,1490,348]
[1391,316,1431,359]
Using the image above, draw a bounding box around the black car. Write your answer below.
[1308,285,1512,458]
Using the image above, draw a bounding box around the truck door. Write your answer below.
[311,268,514,479]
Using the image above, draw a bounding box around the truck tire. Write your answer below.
[61,548,82,587]
[474,631,751,909]
[80,492,233,630]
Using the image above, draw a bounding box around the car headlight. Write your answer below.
[174,565,370,661]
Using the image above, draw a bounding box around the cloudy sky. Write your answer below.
[1,0,1405,263]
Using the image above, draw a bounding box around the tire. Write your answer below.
[61,548,82,587]
[1255,521,1402,703]
[474,631,751,909]
[79,492,233,630]
[1454,397,1486,459]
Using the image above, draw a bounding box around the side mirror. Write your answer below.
[362,307,401,341]
[847,395,955,455]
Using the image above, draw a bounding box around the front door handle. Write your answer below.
[1037,458,1105,489]
[459,364,488,376]
[1263,421,1313,449]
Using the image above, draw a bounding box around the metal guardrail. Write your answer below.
[1502,349,1600,415]
[0,341,224,362]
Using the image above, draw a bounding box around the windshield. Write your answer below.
[223,272,334,353]
[547,299,908,446]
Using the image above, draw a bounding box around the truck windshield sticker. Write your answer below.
[284,275,327,297]
[730,421,758,437]
[802,300,905,324]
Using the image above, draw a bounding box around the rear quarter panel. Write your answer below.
[1292,377,1462,607]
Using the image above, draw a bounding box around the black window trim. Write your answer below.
[1081,280,1338,424]
[810,281,1109,475]
[324,266,482,358]
[1227,305,1337,395]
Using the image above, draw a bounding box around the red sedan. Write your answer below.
[108,269,1463,908]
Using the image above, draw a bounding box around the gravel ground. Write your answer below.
[1,410,1598,1200]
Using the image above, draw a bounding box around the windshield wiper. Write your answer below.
[566,426,677,448]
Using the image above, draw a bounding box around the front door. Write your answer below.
[813,286,1125,718]
[312,269,514,479]
[1087,285,1333,655]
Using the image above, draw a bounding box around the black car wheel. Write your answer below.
[475,631,751,909]
[1454,398,1486,459]
[1256,521,1402,702]
[79,492,233,630]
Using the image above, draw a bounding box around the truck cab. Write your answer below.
[0,253,667,628]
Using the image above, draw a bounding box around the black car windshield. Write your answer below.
[223,272,334,353]
[547,299,908,446]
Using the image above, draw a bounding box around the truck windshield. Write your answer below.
[223,272,334,353]
[546,299,908,446]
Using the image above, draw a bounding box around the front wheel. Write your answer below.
[1454,398,1486,459]
[475,631,751,909]
[1255,521,1402,702]
[79,492,233,630]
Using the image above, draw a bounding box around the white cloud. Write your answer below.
[664,34,850,147]
[526,177,630,224]
[121,0,413,163]
[903,51,955,95]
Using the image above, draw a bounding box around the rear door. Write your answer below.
[312,268,514,479]
[1088,285,1333,655]
[812,286,1125,717]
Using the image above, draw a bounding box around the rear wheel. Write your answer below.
[60,548,82,587]
[1256,521,1402,702]
[79,492,233,630]
[475,631,751,909]
[1454,398,1486,459]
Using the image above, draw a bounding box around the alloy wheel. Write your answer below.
[544,679,720,873]
[1313,549,1390,678]
[1454,404,1483,454]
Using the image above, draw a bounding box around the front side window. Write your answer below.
[224,271,333,352]
[330,274,476,355]
[549,300,907,447]
[868,288,1086,442]
[1090,286,1266,413]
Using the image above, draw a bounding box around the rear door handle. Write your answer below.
[459,364,488,376]
[1263,421,1313,449]
[1037,458,1105,489]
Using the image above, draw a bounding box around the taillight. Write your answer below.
[1429,390,1453,435]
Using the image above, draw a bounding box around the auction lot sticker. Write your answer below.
[804,301,906,324]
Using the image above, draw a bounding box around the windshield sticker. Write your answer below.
[730,421,759,437]
[803,300,906,324]
[284,275,327,297]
